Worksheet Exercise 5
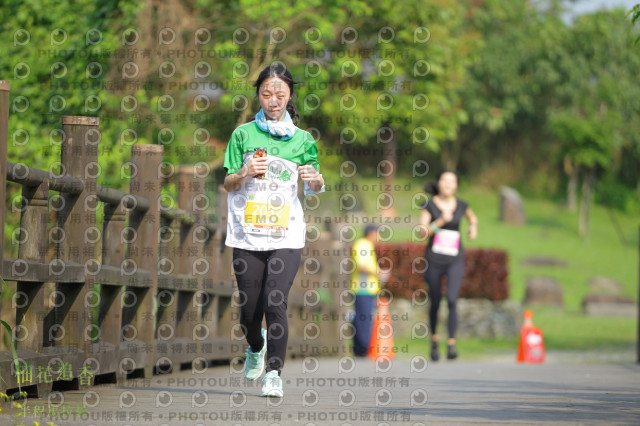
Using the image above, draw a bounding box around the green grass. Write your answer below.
[336,175,639,358]
[340,175,639,310]
[530,306,637,351]
[395,307,636,360]
[395,336,517,361]
[459,185,639,310]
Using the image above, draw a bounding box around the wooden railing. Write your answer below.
[0,81,346,399]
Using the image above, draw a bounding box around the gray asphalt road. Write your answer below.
[1,355,638,425]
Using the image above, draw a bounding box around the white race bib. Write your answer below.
[432,229,460,256]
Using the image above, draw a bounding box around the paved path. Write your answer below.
[1,355,639,425]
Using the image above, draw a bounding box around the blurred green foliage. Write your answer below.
[0,0,638,216]
[0,0,142,190]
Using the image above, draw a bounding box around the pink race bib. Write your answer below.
[432,229,460,256]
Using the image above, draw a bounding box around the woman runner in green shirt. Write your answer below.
[223,64,325,397]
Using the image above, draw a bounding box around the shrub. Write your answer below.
[376,243,509,301]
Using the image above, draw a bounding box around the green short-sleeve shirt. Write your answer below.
[223,121,320,174]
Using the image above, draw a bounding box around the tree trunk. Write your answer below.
[440,143,451,170]
[380,125,397,217]
[449,137,462,170]
[578,167,595,242]
[441,139,461,171]
[235,35,278,127]
[564,156,577,212]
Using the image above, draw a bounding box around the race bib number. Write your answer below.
[432,229,460,256]
[243,192,291,235]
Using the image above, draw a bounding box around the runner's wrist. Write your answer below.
[430,222,440,234]
[236,166,249,179]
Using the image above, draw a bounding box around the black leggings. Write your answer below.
[423,256,465,339]
[232,247,301,375]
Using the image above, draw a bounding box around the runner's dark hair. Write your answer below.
[424,169,459,196]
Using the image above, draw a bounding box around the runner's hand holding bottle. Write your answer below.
[243,154,268,178]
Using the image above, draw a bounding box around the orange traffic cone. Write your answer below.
[517,309,545,363]
[367,297,395,360]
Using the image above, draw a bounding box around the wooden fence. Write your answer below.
[0,81,346,399]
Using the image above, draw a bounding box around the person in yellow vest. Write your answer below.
[350,225,386,357]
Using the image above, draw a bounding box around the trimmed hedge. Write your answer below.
[376,243,509,301]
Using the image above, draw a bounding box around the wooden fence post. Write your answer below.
[176,165,205,368]
[124,145,162,379]
[97,200,126,382]
[201,185,233,361]
[155,207,180,373]
[0,81,8,268]
[16,178,50,396]
[212,185,240,358]
[0,81,8,367]
[200,230,220,362]
[51,115,100,389]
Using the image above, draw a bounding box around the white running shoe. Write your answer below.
[244,328,266,381]
[261,370,283,397]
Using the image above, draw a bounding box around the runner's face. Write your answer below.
[437,172,458,197]
[259,77,291,121]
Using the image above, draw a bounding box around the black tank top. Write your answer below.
[424,197,468,265]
